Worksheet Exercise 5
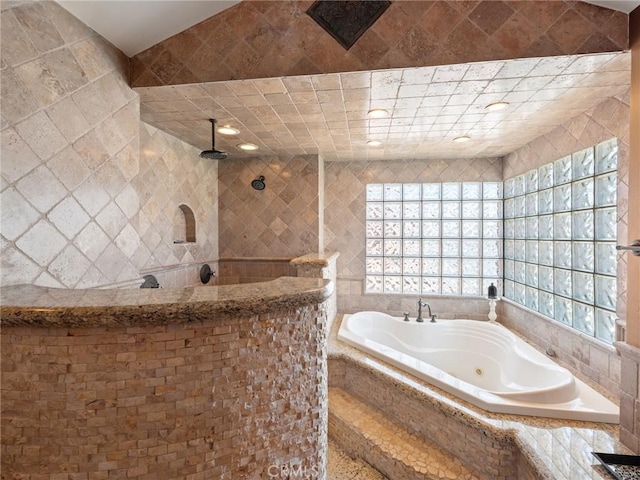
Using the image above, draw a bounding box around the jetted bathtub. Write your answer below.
[338,311,619,423]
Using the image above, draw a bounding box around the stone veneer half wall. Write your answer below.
[1,303,329,478]
[1,1,219,288]
[130,0,628,87]
[324,157,502,319]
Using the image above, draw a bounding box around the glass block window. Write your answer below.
[503,138,618,343]
[365,182,503,296]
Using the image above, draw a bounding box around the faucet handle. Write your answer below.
[430,313,437,323]
[403,312,410,322]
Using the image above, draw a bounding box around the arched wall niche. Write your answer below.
[174,204,196,243]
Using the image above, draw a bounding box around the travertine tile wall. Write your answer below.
[216,258,297,285]
[131,0,628,87]
[136,123,218,271]
[617,343,640,452]
[1,303,329,478]
[1,1,218,288]
[501,91,630,399]
[324,157,502,318]
[217,154,320,258]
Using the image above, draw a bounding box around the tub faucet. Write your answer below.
[416,299,436,323]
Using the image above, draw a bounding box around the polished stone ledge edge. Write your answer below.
[0,277,334,328]
[290,251,340,268]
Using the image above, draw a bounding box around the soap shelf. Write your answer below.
[592,452,640,479]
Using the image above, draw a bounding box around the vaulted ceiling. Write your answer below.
[58,0,635,161]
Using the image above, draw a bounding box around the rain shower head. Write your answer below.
[200,119,228,160]
[200,149,227,160]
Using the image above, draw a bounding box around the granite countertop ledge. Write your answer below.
[290,251,340,268]
[0,277,334,328]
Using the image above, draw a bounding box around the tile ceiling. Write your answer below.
[136,52,630,162]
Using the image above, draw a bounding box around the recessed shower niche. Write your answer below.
[174,204,196,244]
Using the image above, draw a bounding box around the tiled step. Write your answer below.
[329,387,481,480]
[328,439,388,480]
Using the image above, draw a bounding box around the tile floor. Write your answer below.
[328,439,388,480]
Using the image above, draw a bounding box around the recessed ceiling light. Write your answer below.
[453,135,471,143]
[367,109,388,118]
[217,125,240,135]
[485,102,510,112]
[238,143,259,151]
[367,140,383,147]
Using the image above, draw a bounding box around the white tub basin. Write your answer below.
[338,311,618,423]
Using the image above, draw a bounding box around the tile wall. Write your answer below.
[325,157,503,318]
[131,0,628,87]
[217,154,320,258]
[1,1,218,288]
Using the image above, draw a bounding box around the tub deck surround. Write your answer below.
[0,277,333,327]
[329,314,631,480]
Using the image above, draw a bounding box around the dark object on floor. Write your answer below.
[592,452,640,480]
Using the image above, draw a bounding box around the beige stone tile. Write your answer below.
[14,56,67,109]
[47,196,90,240]
[15,110,67,161]
[94,243,128,282]
[41,1,93,45]
[72,175,111,217]
[33,270,65,288]
[0,127,40,183]
[75,222,110,262]
[15,219,67,267]
[46,145,91,191]
[115,185,140,220]
[45,96,91,142]
[93,116,128,157]
[72,74,126,126]
[48,243,91,287]
[12,2,64,55]
[72,130,109,171]
[95,201,128,239]
[115,224,140,258]
[1,66,41,124]
[0,8,38,67]
[42,47,88,94]
[69,37,113,81]
[0,187,40,241]
[112,141,140,182]
[0,237,41,286]
[15,164,67,213]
